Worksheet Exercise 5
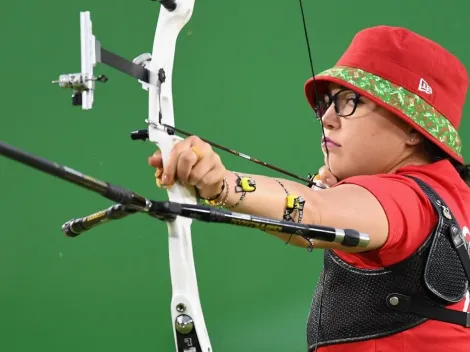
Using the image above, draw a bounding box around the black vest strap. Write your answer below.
[386,293,470,327]
[386,176,470,328]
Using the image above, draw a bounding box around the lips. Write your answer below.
[322,137,341,147]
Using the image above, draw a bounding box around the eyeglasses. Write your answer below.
[314,88,361,120]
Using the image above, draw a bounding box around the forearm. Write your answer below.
[151,135,386,253]
[213,170,321,248]
[209,170,373,253]
[222,171,307,218]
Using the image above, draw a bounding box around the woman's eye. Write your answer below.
[345,96,363,105]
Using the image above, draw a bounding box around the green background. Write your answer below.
[1,1,469,351]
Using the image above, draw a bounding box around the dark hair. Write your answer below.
[422,137,470,186]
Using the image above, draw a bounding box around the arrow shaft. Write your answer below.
[166,125,317,186]
[0,140,368,248]
[0,141,148,210]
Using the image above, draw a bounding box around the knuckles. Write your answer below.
[186,135,201,144]
[179,149,197,164]
[155,135,224,191]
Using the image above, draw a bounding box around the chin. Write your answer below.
[324,157,353,181]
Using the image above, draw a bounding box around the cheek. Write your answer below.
[343,124,381,153]
[326,123,402,178]
[346,133,401,162]
[345,120,402,152]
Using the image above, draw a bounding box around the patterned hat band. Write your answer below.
[313,66,463,161]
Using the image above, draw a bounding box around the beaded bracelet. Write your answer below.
[204,177,230,207]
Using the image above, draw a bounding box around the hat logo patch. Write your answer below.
[418,78,432,94]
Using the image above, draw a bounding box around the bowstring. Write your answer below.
[298,0,330,168]
[298,1,327,351]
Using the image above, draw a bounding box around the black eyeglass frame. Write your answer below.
[314,88,362,120]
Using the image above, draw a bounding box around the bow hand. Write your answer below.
[149,135,227,199]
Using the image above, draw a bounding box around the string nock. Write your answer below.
[306,173,317,186]
[306,173,328,190]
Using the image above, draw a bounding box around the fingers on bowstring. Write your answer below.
[318,165,338,187]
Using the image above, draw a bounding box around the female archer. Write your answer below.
[148,25,470,352]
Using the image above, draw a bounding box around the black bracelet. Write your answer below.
[204,179,226,201]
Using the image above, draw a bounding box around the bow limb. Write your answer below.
[145,1,212,351]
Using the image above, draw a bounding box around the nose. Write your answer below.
[320,104,341,130]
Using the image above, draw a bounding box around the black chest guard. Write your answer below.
[306,176,470,351]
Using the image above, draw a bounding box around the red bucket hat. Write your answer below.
[304,25,468,164]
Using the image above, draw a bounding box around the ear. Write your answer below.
[406,129,422,146]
